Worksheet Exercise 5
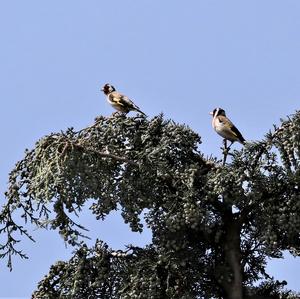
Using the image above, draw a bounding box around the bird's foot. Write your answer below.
[222,148,229,156]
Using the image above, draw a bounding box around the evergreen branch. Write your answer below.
[73,143,138,166]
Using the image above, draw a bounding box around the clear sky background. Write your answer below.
[0,0,300,297]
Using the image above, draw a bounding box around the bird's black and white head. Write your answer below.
[210,107,226,117]
[101,83,116,95]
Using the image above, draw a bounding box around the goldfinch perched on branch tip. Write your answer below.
[210,108,245,146]
[101,83,146,116]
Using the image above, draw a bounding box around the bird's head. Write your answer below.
[210,107,226,117]
[101,83,116,95]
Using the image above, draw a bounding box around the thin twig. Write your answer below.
[222,139,228,166]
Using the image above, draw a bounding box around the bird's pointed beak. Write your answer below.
[209,111,213,115]
[101,87,104,91]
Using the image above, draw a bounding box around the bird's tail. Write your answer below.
[239,136,246,145]
[135,108,147,117]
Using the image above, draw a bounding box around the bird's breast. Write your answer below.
[212,117,223,129]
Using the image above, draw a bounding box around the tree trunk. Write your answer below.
[223,218,243,299]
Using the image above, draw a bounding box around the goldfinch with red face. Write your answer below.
[210,108,245,146]
[101,83,146,116]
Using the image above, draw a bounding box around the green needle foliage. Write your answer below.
[1,113,300,299]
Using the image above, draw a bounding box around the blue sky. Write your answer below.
[0,0,300,296]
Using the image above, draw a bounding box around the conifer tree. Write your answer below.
[1,113,300,299]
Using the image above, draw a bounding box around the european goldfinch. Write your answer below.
[210,108,245,146]
[101,83,146,116]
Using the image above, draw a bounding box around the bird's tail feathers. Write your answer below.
[135,108,147,117]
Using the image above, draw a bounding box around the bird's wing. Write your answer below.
[109,92,146,115]
[218,115,245,142]
[110,92,139,109]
